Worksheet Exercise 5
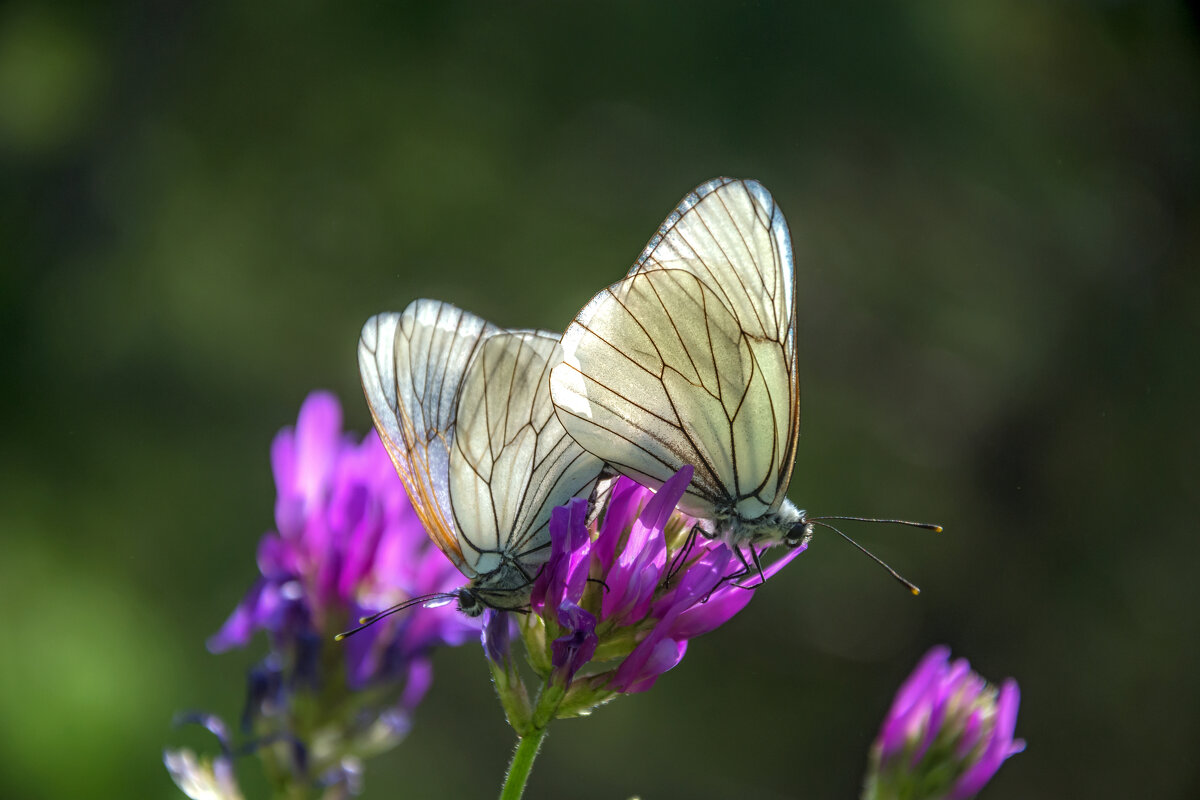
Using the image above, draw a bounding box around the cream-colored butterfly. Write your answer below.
[358,299,604,617]
[550,178,938,587]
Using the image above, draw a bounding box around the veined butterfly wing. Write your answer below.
[550,178,799,524]
[631,177,795,349]
[358,300,499,574]
[632,177,798,498]
[450,330,603,588]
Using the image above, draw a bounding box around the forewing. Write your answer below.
[358,300,499,574]
[450,330,603,575]
[551,269,794,520]
[631,177,800,493]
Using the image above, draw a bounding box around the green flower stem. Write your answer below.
[498,677,567,799]
[499,724,548,800]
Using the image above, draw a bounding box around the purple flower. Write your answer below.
[526,465,805,701]
[481,608,514,666]
[210,391,477,687]
[864,646,1025,800]
[189,391,479,794]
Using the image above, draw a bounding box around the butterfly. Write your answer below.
[358,299,604,617]
[549,178,938,587]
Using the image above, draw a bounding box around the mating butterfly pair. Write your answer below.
[358,178,934,621]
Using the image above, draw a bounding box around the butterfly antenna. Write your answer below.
[808,514,942,533]
[806,520,922,596]
[334,592,456,640]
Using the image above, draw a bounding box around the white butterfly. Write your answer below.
[550,178,937,584]
[359,299,604,616]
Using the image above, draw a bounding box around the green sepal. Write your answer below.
[553,681,618,719]
[521,614,553,677]
[592,628,641,661]
[489,656,534,736]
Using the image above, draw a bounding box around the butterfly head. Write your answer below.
[784,518,814,549]
[454,587,487,618]
[724,499,807,547]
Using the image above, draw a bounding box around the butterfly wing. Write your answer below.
[358,300,500,575]
[551,178,798,521]
[632,177,798,496]
[631,177,795,346]
[450,330,603,582]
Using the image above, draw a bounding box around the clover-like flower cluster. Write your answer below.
[166,394,1023,800]
[482,465,806,730]
[167,392,477,798]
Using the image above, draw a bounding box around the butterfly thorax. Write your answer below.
[455,556,542,616]
[715,498,811,549]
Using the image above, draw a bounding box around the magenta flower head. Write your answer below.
[170,391,478,797]
[863,646,1025,800]
[486,465,805,730]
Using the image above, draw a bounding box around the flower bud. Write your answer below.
[864,646,1024,800]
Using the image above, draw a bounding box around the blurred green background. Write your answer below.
[3,2,1198,798]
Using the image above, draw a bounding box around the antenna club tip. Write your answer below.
[932,525,943,533]
[910,586,921,596]
[333,633,348,641]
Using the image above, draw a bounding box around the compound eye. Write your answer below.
[457,590,484,618]
[786,523,814,548]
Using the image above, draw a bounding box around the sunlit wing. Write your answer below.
[631,178,799,497]
[450,330,604,577]
[358,300,499,574]
[551,268,794,522]
[631,178,795,350]
[553,178,799,520]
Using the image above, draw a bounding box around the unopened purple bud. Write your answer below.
[864,647,1025,800]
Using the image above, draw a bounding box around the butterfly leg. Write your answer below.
[721,543,767,590]
[586,576,611,593]
[663,524,701,588]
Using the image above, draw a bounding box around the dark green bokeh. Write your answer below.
[3,2,1197,798]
